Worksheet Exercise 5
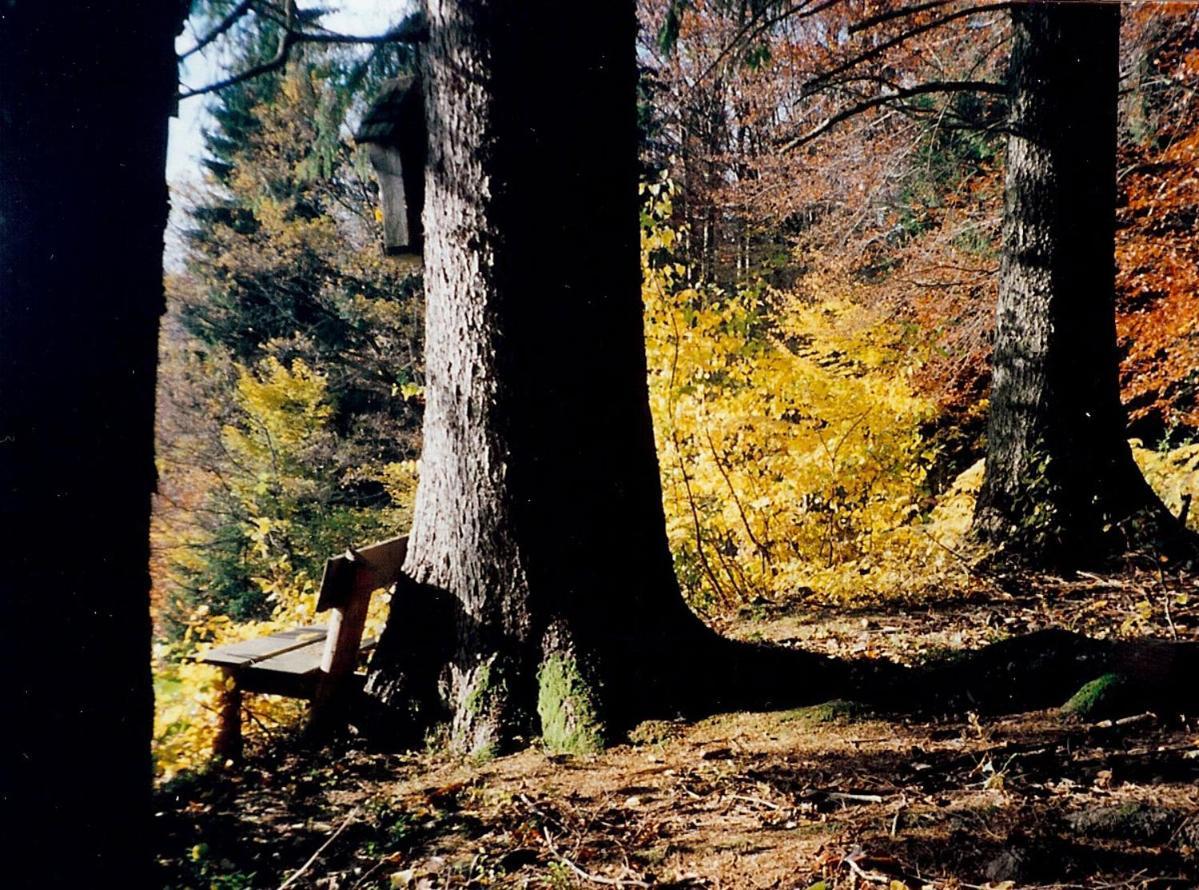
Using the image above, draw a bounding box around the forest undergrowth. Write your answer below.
[156,567,1199,889]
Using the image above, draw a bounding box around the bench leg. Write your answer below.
[213,668,243,762]
[309,597,371,737]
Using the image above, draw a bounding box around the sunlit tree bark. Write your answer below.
[972,0,1189,567]
[363,0,861,754]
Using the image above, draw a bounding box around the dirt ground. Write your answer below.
[156,570,1199,889]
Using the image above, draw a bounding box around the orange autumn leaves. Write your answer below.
[1117,128,1199,435]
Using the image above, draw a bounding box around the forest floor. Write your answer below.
[156,569,1199,889]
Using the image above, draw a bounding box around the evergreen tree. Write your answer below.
[156,31,425,634]
[364,0,842,754]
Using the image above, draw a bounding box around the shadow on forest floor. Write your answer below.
[156,570,1199,889]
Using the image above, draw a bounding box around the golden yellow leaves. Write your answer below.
[641,184,958,608]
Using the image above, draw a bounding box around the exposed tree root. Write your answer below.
[357,574,1199,751]
[690,627,1199,727]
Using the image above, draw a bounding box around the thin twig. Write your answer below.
[826,791,887,804]
[843,854,891,885]
[913,524,1009,597]
[179,0,254,60]
[729,793,782,810]
[704,427,771,562]
[542,827,650,888]
[1158,564,1179,640]
[1095,711,1155,729]
[277,807,360,890]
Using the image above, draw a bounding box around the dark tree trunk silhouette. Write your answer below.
[972,0,1187,567]
[0,2,183,884]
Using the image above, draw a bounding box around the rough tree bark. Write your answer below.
[972,0,1189,567]
[363,0,847,754]
[0,2,184,884]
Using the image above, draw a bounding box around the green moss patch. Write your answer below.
[627,719,685,747]
[453,659,508,759]
[537,653,604,755]
[780,699,874,725]
[463,659,495,717]
[1060,673,1129,720]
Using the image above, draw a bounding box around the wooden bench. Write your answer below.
[196,534,409,758]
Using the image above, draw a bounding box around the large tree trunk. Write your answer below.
[972,0,1187,567]
[365,0,845,754]
[0,2,182,884]
[366,0,707,755]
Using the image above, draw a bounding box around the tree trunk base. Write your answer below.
[972,491,1198,574]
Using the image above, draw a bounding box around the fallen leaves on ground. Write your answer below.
[157,571,1199,889]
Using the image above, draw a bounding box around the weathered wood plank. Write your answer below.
[316,535,408,612]
[312,584,374,728]
[250,640,327,676]
[309,535,407,731]
[196,627,328,667]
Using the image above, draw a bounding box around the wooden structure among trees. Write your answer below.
[197,535,408,757]
[356,75,425,255]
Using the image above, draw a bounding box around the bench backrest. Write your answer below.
[312,534,409,721]
[316,534,409,612]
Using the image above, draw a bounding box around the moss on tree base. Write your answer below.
[1060,673,1129,720]
[537,653,604,755]
[782,699,875,726]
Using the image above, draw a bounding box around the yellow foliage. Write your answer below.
[372,460,420,508]
[643,181,969,606]
[222,357,330,463]
[154,357,408,780]
[1131,440,1199,529]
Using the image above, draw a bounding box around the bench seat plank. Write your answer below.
[197,627,329,668]
[251,639,328,676]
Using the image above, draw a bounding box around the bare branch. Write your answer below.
[848,0,953,35]
[177,8,428,102]
[690,0,844,91]
[288,29,408,45]
[178,40,292,100]
[179,0,255,61]
[780,80,1006,152]
[179,0,296,100]
[804,2,1010,95]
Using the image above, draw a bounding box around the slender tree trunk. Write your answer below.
[972,0,1187,567]
[365,0,847,754]
[0,2,183,884]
